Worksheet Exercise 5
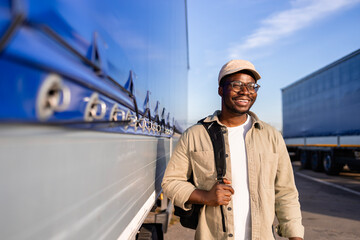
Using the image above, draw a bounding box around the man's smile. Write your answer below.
[233,98,251,106]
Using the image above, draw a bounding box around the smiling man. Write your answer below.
[162,60,304,240]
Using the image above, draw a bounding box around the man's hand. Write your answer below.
[187,179,234,206]
[204,179,234,206]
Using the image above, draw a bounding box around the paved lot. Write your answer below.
[295,163,360,240]
[165,217,195,240]
[164,162,360,239]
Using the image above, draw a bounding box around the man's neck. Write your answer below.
[219,112,248,127]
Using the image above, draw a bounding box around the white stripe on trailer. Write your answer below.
[286,135,360,147]
[285,138,305,146]
[341,135,360,146]
[117,191,156,240]
[306,136,338,146]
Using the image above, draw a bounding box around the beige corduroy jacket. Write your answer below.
[162,111,304,240]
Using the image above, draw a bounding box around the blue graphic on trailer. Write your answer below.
[0,0,189,136]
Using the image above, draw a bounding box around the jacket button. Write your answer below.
[228,233,233,237]
[222,130,227,134]
[227,207,232,211]
[225,154,229,158]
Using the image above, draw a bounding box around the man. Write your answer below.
[162,60,304,240]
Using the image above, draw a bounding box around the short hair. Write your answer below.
[219,70,257,86]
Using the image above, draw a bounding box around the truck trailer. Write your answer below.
[282,49,360,175]
[0,0,189,239]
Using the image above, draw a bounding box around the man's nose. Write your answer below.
[238,85,250,94]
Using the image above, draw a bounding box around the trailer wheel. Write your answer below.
[300,151,311,169]
[323,152,343,175]
[311,152,323,172]
[137,224,163,240]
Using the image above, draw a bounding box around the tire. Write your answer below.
[323,152,343,175]
[300,151,311,169]
[311,151,323,172]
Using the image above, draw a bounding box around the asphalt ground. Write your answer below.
[164,162,360,239]
[294,162,360,240]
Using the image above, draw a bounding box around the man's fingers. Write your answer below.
[223,191,233,197]
[223,179,232,185]
[219,184,234,194]
[219,197,232,205]
[228,187,234,194]
[223,196,231,202]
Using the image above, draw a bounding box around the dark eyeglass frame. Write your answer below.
[226,81,260,93]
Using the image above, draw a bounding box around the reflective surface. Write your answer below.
[282,49,360,138]
[0,1,188,239]
[0,0,189,132]
[0,125,171,240]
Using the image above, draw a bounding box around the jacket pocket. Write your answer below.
[190,151,216,188]
[260,152,278,189]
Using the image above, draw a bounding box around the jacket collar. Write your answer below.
[203,110,263,129]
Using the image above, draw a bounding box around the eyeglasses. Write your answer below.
[227,81,260,93]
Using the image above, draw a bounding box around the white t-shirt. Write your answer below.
[227,115,252,240]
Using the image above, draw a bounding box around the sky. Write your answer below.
[186,0,360,130]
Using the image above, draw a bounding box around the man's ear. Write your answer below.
[218,85,223,97]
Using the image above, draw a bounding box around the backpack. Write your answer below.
[173,119,227,232]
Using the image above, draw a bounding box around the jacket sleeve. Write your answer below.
[274,131,305,238]
[161,131,196,210]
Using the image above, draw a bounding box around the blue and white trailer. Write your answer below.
[0,0,189,239]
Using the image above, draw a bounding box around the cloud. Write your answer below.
[228,0,360,58]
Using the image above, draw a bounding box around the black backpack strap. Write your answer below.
[198,119,226,182]
[198,118,227,232]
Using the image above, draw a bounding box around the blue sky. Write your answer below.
[187,0,360,129]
